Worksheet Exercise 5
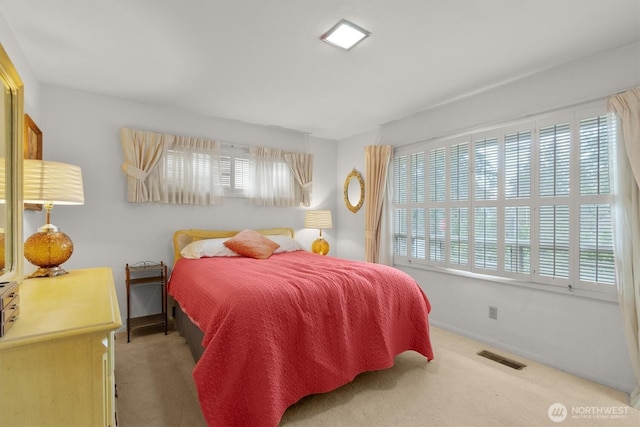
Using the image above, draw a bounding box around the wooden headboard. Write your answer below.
[172,227,295,265]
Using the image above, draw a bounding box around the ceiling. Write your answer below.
[1,0,638,140]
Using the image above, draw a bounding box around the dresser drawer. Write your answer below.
[0,312,18,336]
[1,294,19,323]
[0,281,19,337]
[0,281,19,309]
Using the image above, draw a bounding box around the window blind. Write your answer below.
[539,123,571,198]
[392,105,617,300]
[578,115,614,284]
[474,138,498,201]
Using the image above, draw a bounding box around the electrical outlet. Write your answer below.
[489,306,498,320]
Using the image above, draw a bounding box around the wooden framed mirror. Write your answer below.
[343,168,364,213]
[0,43,24,281]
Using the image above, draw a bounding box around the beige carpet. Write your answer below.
[115,325,640,426]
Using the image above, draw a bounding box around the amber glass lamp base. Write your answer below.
[311,237,330,256]
[24,231,74,279]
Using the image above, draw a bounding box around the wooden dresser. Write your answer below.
[0,267,122,426]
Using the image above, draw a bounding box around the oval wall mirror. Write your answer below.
[343,168,364,213]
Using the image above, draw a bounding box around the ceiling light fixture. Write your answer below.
[321,19,370,50]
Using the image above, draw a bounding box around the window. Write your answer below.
[393,105,616,299]
[164,143,249,201]
[393,155,408,256]
[219,144,250,196]
[161,138,223,205]
[165,142,308,205]
[249,146,301,207]
[578,115,615,284]
[449,142,469,266]
[122,128,312,206]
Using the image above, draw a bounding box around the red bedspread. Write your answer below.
[168,251,433,427]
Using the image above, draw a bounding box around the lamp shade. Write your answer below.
[23,159,84,205]
[22,160,85,278]
[304,210,332,229]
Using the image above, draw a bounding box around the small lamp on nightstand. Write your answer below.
[305,210,333,255]
[23,159,84,278]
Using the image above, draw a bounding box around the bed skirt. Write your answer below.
[173,303,205,362]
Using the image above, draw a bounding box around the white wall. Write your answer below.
[35,85,337,325]
[0,11,39,119]
[380,42,639,146]
[337,42,640,394]
[335,127,379,260]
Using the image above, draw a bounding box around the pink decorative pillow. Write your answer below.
[223,229,280,259]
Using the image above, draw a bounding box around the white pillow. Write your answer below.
[268,235,306,253]
[180,238,240,259]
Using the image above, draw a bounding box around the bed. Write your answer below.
[168,227,434,427]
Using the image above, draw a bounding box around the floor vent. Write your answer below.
[477,350,526,370]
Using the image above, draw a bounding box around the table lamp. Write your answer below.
[23,159,84,278]
[305,210,332,255]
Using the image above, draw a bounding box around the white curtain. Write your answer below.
[249,147,298,207]
[608,87,640,409]
[121,128,223,205]
[155,135,224,205]
[378,155,394,266]
[284,152,313,207]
